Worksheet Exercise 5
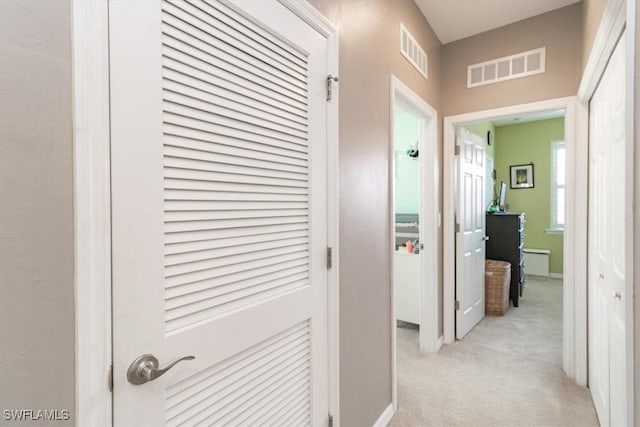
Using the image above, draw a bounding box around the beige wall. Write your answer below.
[0,0,75,424]
[442,3,582,116]
[581,0,608,71]
[308,0,442,425]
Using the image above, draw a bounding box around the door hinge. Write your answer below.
[327,247,333,269]
[455,300,460,310]
[328,414,334,427]
[455,223,460,233]
[326,74,339,101]
[108,365,113,392]
[454,145,461,156]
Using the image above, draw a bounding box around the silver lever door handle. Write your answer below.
[127,354,195,385]
[482,236,489,241]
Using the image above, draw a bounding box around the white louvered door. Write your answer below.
[455,128,486,339]
[109,1,329,425]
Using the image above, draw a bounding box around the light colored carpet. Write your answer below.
[390,277,599,427]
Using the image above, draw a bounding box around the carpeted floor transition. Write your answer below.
[390,277,600,427]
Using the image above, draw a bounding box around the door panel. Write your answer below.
[110,1,329,425]
[588,30,629,427]
[455,128,486,339]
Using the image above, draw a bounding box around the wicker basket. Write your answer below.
[485,259,511,316]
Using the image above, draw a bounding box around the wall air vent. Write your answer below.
[400,24,428,79]
[467,47,546,88]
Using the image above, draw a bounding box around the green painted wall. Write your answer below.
[394,108,420,214]
[494,117,564,274]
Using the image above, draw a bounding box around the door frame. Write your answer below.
[443,95,589,385]
[71,1,340,425]
[579,0,635,423]
[389,75,440,410]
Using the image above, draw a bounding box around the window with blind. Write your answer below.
[550,141,565,232]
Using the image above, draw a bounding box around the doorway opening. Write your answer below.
[389,76,439,409]
[453,111,566,368]
[443,97,588,385]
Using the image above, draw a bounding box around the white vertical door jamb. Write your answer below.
[71,1,112,425]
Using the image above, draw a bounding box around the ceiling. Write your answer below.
[413,0,581,44]
[491,109,565,126]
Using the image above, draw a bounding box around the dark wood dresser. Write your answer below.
[486,212,525,307]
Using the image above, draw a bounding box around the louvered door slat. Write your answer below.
[195,0,308,68]
[164,102,308,146]
[165,208,309,223]
[165,200,308,213]
[166,322,310,425]
[164,118,307,154]
[162,43,307,110]
[165,235,308,269]
[164,135,307,165]
[164,228,309,255]
[162,27,307,102]
[165,249,308,289]
[164,135,308,170]
[164,167,307,187]
[165,242,308,277]
[163,60,307,122]
[167,341,308,421]
[165,176,307,193]
[228,376,309,427]
[163,78,308,133]
[166,322,308,399]
[162,28,308,107]
[164,223,309,246]
[163,89,308,141]
[161,8,306,92]
[165,266,309,312]
[164,259,309,305]
[160,3,306,83]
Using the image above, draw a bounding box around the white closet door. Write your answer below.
[455,128,486,339]
[109,1,329,425]
[588,30,631,427]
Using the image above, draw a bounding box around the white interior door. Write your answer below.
[588,30,631,427]
[109,1,330,425]
[455,128,486,339]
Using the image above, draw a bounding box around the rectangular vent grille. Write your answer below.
[166,321,311,426]
[467,47,546,88]
[400,24,428,79]
[160,0,310,333]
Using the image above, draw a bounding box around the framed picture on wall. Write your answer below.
[510,163,534,189]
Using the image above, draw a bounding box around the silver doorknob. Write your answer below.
[482,236,489,241]
[614,292,622,300]
[127,354,195,385]
[599,274,605,280]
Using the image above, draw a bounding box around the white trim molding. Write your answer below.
[578,0,627,102]
[71,1,112,425]
[390,75,439,411]
[443,96,588,386]
[371,403,395,427]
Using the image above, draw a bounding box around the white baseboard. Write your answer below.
[372,403,395,427]
[549,273,564,280]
